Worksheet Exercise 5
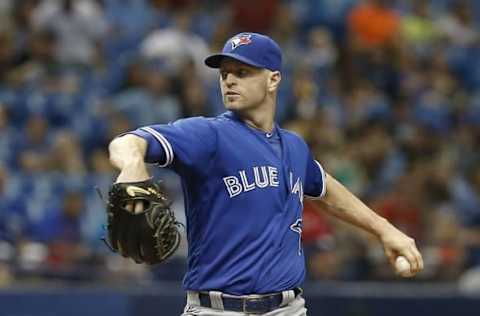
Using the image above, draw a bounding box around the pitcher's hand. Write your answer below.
[379,225,424,277]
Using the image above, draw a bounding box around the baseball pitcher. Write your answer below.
[107,33,424,315]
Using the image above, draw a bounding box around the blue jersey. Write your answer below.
[130,111,326,295]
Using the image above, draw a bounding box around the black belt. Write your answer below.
[198,288,302,314]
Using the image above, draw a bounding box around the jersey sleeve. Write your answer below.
[128,117,217,173]
[304,152,327,199]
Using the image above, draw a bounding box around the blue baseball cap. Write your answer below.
[204,32,282,72]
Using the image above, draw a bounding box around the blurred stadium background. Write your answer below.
[0,0,480,315]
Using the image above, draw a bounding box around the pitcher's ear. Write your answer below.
[268,71,281,92]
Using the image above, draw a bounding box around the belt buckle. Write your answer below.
[243,295,273,314]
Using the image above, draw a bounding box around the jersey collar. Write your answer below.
[223,111,279,138]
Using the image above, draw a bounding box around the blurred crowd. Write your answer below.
[0,0,479,289]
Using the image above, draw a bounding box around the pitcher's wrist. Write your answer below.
[372,217,395,240]
[116,160,150,183]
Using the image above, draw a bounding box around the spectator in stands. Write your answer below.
[303,27,338,77]
[9,0,41,63]
[372,174,424,242]
[0,29,17,84]
[0,161,32,250]
[32,0,108,65]
[23,189,98,279]
[48,131,87,175]
[178,71,209,117]
[6,28,57,88]
[112,58,181,126]
[140,10,212,81]
[348,0,400,49]
[17,115,51,173]
[230,0,279,33]
[435,0,479,47]
[451,161,480,269]
[427,205,466,281]
[0,104,16,168]
[346,0,402,94]
[412,51,456,135]
[401,0,440,57]
[30,190,85,244]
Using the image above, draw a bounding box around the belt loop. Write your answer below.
[187,291,201,306]
[281,289,295,306]
[209,291,224,310]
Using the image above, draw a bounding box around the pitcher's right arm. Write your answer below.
[109,134,150,183]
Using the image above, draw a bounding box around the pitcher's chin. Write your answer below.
[224,101,244,111]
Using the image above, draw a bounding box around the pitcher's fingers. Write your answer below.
[407,242,422,272]
[412,247,424,272]
[385,248,396,267]
[125,201,134,213]
[134,200,144,214]
[418,251,424,270]
[405,251,420,272]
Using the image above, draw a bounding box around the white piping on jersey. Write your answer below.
[140,127,174,167]
[316,160,327,198]
[304,160,327,200]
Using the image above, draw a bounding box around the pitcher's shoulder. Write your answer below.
[207,112,240,127]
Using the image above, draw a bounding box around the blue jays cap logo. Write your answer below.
[230,34,252,50]
[205,32,282,71]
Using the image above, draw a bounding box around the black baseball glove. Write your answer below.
[103,179,182,265]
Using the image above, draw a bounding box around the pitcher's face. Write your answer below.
[219,58,269,112]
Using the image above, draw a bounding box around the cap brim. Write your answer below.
[204,53,264,69]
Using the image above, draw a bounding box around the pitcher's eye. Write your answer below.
[237,69,248,77]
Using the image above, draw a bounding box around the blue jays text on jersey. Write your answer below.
[129,111,326,295]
